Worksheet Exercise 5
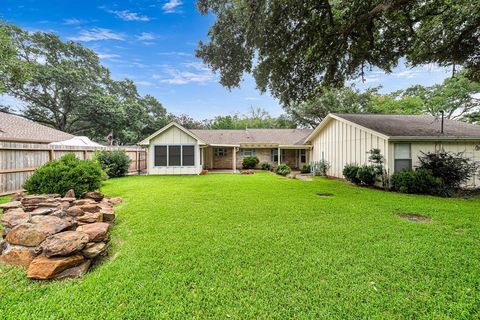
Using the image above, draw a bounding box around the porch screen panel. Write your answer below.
[154,146,167,166]
[182,146,195,166]
[168,146,181,166]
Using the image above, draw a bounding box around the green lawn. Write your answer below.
[1,172,479,319]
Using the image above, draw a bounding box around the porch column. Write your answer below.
[278,147,281,166]
[233,147,237,173]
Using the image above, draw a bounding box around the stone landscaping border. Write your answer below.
[0,190,122,280]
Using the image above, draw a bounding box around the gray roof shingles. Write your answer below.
[334,113,480,138]
[190,128,313,145]
[0,112,75,143]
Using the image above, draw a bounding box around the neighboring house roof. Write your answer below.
[0,112,75,143]
[306,113,480,142]
[190,128,313,146]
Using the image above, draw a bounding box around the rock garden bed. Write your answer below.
[0,190,122,280]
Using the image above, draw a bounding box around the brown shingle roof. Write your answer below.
[334,114,480,138]
[190,128,313,145]
[0,112,75,143]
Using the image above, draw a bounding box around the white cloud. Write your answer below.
[111,10,151,21]
[136,80,155,87]
[244,97,260,101]
[153,63,215,85]
[137,32,157,41]
[158,51,192,57]
[69,28,126,42]
[97,53,121,59]
[162,0,183,13]
[63,18,82,25]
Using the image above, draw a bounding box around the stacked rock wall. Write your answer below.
[0,190,121,280]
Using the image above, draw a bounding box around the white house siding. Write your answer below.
[147,126,202,175]
[388,140,480,187]
[310,118,388,178]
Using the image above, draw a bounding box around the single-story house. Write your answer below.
[0,111,74,144]
[306,114,480,187]
[139,114,480,186]
[138,122,313,174]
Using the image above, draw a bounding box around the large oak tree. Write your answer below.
[196,0,480,106]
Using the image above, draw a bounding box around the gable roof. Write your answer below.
[190,128,313,146]
[306,113,480,142]
[0,112,75,143]
[138,122,207,146]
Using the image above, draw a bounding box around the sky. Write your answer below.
[0,0,454,119]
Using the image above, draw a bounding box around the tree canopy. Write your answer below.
[196,0,480,106]
[207,107,296,129]
[0,22,28,93]
[0,25,168,145]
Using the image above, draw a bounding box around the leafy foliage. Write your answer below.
[197,0,480,106]
[0,22,29,93]
[242,156,259,169]
[23,154,103,197]
[207,107,296,129]
[300,165,311,174]
[94,149,131,178]
[275,164,292,176]
[417,151,478,191]
[391,169,444,195]
[343,163,361,184]
[260,162,272,171]
[368,148,388,188]
[343,163,377,186]
[1,25,168,145]
[311,160,331,176]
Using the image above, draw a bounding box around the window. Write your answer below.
[241,148,256,157]
[154,146,167,166]
[168,146,181,166]
[270,149,278,162]
[182,146,195,166]
[154,145,195,167]
[300,149,306,163]
[394,143,412,172]
[214,147,227,157]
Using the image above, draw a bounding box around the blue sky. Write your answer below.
[0,0,454,119]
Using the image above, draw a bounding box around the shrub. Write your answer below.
[275,163,292,176]
[391,169,444,195]
[261,162,272,171]
[356,165,377,186]
[94,149,130,178]
[417,151,478,190]
[24,153,103,197]
[242,156,259,169]
[300,164,311,174]
[343,163,360,184]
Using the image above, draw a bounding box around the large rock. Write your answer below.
[7,217,71,247]
[106,197,123,204]
[21,195,48,206]
[75,199,97,206]
[77,204,100,213]
[0,201,22,210]
[11,192,25,201]
[64,189,75,198]
[54,259,91,280]
[66,206,84,217]
[27,255,84,279]
[85,191,104,202]
[77,212,103,224]
[0,245,37,267]
[76,223,109,242]
[82,242,108,259]
[30,207,54,216]
[39,231,89,257]
[0,208,30,228]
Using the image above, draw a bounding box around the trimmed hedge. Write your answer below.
[242,156,259,169]
[94,149,130,178]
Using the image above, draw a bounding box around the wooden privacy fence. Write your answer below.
[0,142,146,195]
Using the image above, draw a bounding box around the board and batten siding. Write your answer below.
[310,118,388,178]
[387,140,480,187]
[147,126,202,175]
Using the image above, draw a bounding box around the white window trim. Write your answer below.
[153,144,196,168]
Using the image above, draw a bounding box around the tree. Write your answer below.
[206,107,296,129]
[285,86,377,128]
[0,26,167,145]
[0,22,28,92]
[196,0,480,106]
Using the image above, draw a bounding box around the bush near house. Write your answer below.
[391,151,478,197]
[242,156,260,169]
[261,162,272,171]
[300,164,311,174]
[94,149,131,178]
[343,163,378,186]
[311,160,330,176]
[275,163,292,176]
[23,153,104,197]
[343,163,361,184]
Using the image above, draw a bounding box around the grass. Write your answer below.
[0,172,479,319]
